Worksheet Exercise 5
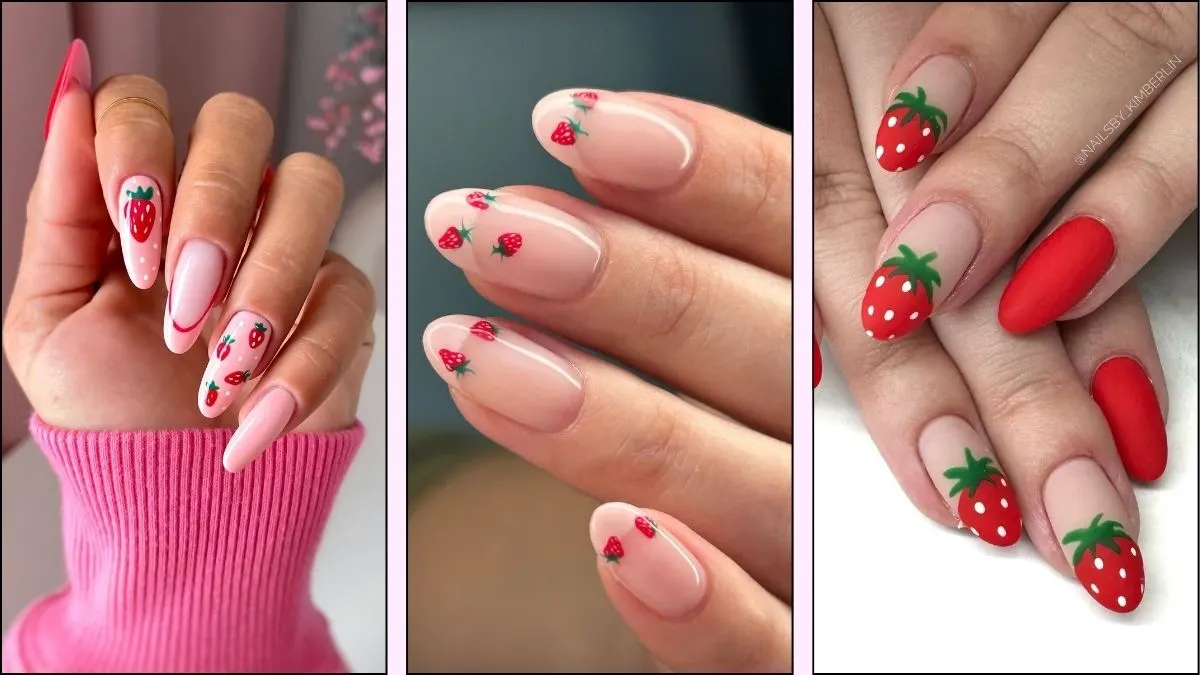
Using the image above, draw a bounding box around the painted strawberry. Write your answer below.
[437,221,473,250]
[466,191,497,210]
[601,535,624,563]
[204,381,220,407]
[861,244,941,341]
[248,322,267,349]
[942,448,1021,547]
[124,185,156,243]
[1062,514,1144,613]
[571,91,598,113]
[438,349,472,377]
[492,233,522,259]
[215,335,235,361]
[470,320,498,341]
[224,370,252,386]
[550,117,587,146]
[634,516,657,539]
[875,86,947,172]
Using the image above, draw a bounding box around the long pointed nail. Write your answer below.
[164,239,226,354]
[874,56,973,172]
[198,311,273,417]
[118,177,163,289]
[45,39,92,140]
[1091,356,1167,482]
[223,388,296,473]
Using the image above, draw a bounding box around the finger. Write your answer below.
[589,503,790,673]
[164,92,274,354]
[999,64,1199,332]
[531,90,792,276]
[196,153,344,418]
[93,74,175,289]
[864,3,1198,340]
[220,253,374,472]
[1060,285,1169,482]
[933,267,1146,613]
[421,315,792,600]
[424,187,791,440]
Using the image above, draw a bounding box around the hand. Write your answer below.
[823,2,1197,340]
[420,89,792,671]
[2,40,375,471]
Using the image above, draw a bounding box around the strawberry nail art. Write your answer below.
[602,536,625,563]
[438,349,472,377]
[491,233,523,259]
[861,244,941,341]
[634,516,658,539]
[875,87,946,172]
[437,221,474,250]
[466,191,497,210]
[570,90,598,113]
[551,118,588,146]
[197,311,272,418]
[1062,514,1144,613]
[943,448,1021,547]
[118,176,163,289]
[470,320,499,341]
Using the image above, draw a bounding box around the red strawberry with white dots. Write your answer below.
[875,86,946,172]
[470,320,499,341]
[204,381,220,407]
[438,221,473,250]
[224,370,252,386]
[550,118,587,146]
[1062,514,1145,613]
[248,322,268,349]
[861,244,941,341]
[601,536,625,563]
[571,91,598,113]
[634,516,657,539]
[466,191,497,210]
[942,448,1021,547]
[124,185,156,243]
[439,349,472,377]
[215,335,235,361]
[492,233,522,259]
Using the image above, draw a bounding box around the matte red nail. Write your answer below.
[813,336,823,388]
[998,216,1115,334]
[44,39,92,140]
[1091,357,1167,482]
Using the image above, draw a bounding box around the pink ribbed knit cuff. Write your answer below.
[2,415,364,673]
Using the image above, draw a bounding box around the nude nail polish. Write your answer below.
[198,311,273,418]
[118,177,163,289]
[874,55,973,172]
[164,239,226,354]
[590,502,706,618]
[422,315,583,432]
[1090,356,1167,482]
[425,189,602,299]
[918,416,1021,547]
[45,39,92,140]
[223,388,297,473]
[861,202,980,341]
[532,89,697,190]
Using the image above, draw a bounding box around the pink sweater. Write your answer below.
[3,416,364,673]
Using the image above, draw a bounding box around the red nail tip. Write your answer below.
[999,216,1115,334]
[1091,357,1167,482]
[813,336,823,388]
[44,39,92,140]
[1063,515,1145,614]
[874,87,946,172]
[944,449,1022,548]
[861,245,940,341]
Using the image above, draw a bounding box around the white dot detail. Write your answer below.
[237,356,243,362]
[970,527,979,536]
[922,127,931,137]
[1090,583,1100,594]
[225,391,231,397]
[865,330,874,338]
[896,143,906,153]
[1131,547,1137,556]
[917,155,925,163]
[884,310,895,321]
[875,275,886,288]
[867,305,875,316]
[1000,478,1007,487]
[887,117,897,128]
[142,274,149,281]
[1000,498,1008,508]
[909,311,919,320]
[1119,568,1127,579]
[875,145,884,159]
[139,257,146,263]
[886,334,895,340]
[901,280,912,293]
[1117,595,1127,608]
[974,502,985,514]
[153,243,159,250]
[1094,558,1104,570]
[997,526,1007,538]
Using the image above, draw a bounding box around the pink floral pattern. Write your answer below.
[306,3,386,164]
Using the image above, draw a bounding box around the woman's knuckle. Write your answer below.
[632,238,705,343]
[980,358,1080,421]
[279,152,346,205]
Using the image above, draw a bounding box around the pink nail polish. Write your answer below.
[590,502,706,618]
[425,189,602,299]
[223,388,296,473]
[422,315,583,432]
[164,239,226,354]
[45,39,92,140]
[198,311,273,418]
[118,177,164,289]
[532,89,697,191]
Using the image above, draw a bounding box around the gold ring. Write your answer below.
[96,96,171,127]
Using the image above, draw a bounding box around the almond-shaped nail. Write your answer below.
[422,315,583,432]
[118,177,163,289]
[998,216,1115,334]
[223,387,296,473]
[45,39,92,139]
[919,416,1021,547]
[164,239,226,354]
[1091,356,1167,482]
[425,189,602,299]
[861,203,979,341]
[198,311,273,418]
[590,502,706,618]
[875,56,973,172]
[532,89,696,190]
[1045,458,1144,613]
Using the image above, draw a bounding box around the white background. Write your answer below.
[815,219,1199,674]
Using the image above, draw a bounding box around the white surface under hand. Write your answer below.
[815,219,1198,674]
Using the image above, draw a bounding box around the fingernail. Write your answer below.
[918,416,1021,547]
[532,89,697,191]
[198,311,273,418]
[998,216,1115,334]
[45,39,92,140]
[813,336,823,388]
[118,177,163,289]
[223,388,296,473]
[164,239,227,354]
[425,189,602,299]
[861,203,979,341]
[1091,357,1167,482]
[1044,458,1144,613]
[589,502,706,618]
[422,315,583,432]
[874,56,973,172]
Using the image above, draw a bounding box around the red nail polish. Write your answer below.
[813,336,822,388]
[1061,514,1145,613]
[1091,357,1167,482]
[998,216,1115,334]
[861,244,941,342]
[874,87,946,172]
[44,39,92,140]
